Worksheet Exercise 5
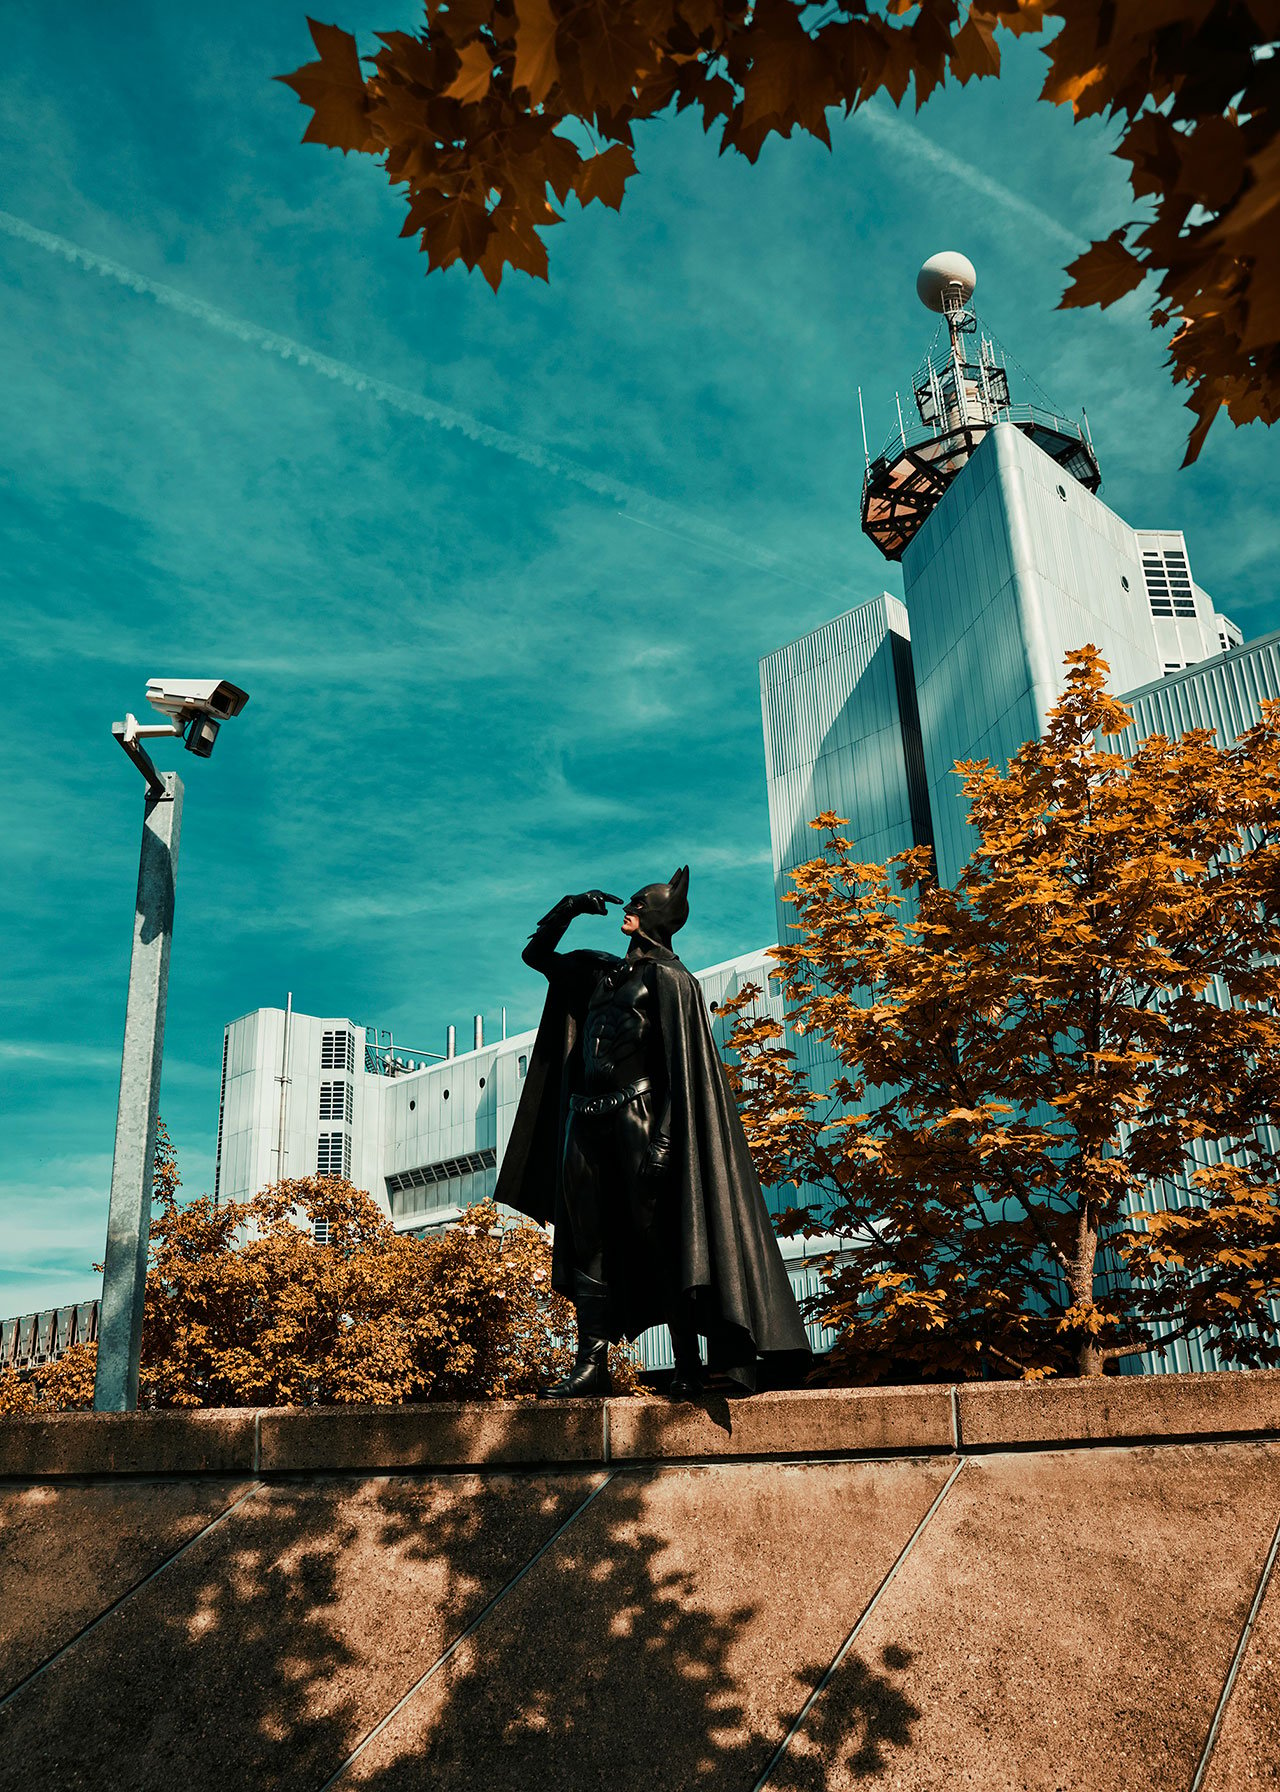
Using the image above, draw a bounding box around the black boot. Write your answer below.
[668,1317,705,1403]
[539,1275,613,1399]
[539,1332,611,1399]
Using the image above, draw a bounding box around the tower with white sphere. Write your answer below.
[860,252,1101,561]
[853,252,1240,883]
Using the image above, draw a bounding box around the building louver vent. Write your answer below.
[317,1131,351,1178]
[319,1080,353,1124]
[321,1029,355,1073]
[1143,548,1197,619]
[386,1149,497,1196]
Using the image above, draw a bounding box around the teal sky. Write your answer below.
[2,2,1277,1319]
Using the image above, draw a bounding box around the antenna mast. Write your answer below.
[858,251,1101,562]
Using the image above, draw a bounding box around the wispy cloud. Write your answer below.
[0,1041,120,1069]
[0,207,845,605]
[856,101,1089,256]
[0,1040,210,1085]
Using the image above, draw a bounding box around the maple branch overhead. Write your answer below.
[278,0,1276,458]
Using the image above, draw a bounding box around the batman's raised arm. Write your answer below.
[522,890,622,978]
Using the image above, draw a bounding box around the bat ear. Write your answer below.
[670,865,689,899]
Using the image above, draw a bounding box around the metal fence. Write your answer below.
[1,1299,100,1373]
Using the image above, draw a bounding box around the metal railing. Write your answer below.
[1,1299,100,1373]
[872,399,1091,470]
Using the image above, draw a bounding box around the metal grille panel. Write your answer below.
[317,1131,351,1178]
[387,1149,497,1195]
[321,1029,355,1072]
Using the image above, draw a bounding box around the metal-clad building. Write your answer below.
[758,591,932,1098]
[750,254,1271,1380]
[1108,634,1280,1375]
[214,1008,383,1208]
[759,593,931,910]
[1117,628,1280,749]
[898,423,1245,883]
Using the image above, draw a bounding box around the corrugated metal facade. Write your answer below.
[1117,630,1280,750]
[216,1010,383,1208]
[1111,638,1280,1374]
[903,424,1167,884]
[759,592,932,1099]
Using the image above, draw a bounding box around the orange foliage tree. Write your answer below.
[722,647,1280,1380]
[0,1126,639,1412]
[278,1,1278,459]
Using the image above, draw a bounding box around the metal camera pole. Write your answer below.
[94,723,185,1411]
[93,680,247,1413]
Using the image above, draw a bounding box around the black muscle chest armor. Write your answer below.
[581,962,658,1091]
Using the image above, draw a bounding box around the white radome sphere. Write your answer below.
[917,251,977,313]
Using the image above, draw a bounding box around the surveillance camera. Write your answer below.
[143,678,248,760]
[185,715,220,758]
[145,678,249,726]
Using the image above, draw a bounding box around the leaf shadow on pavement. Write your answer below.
[0,1446,922,1792]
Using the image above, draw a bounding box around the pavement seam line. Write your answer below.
[312,1467,620,1792]
[951,1385,961,1451]
[748,1456,968,1792]
[1186,1499,1280,1792]
[254,1410,261,1473]
[0,1479,265,1713]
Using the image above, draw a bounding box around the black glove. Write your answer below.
[642,1134,673,1179]
[570,889,623,917]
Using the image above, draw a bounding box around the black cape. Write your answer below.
[494,943,811,1369]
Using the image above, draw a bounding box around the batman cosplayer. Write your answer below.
[493,867,810,1399]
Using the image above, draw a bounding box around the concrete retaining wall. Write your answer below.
[4,1368,1280,1479]
[3,1372,1279,1791]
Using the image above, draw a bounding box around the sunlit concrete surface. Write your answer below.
[2,1377,1279,1791]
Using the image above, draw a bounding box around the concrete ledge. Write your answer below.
[258,1399,605,1473]
[4,1370,1280,1478]
[0,1410,256,1479]
[608,1384,954,1461]
[958,1367,1280,1449]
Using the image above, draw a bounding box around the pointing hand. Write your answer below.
[573,890,623,916]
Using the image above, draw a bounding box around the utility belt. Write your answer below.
[569,1077,652,1119]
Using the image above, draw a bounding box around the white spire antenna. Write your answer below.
[857,386,870,475]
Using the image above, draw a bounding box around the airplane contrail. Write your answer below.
[0,106,1086,598]
[0,207,846,603]
[856,101,1089,257]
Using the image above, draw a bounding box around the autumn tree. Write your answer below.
[722,646,1280,1380]
[0,1150,640,1412]
[278,1,1279,459]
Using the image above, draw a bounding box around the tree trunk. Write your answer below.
[1071,1208,1102,1377]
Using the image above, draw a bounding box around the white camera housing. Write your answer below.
[146,678,249,726]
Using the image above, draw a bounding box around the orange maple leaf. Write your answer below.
[1060,232,1147,309]
[512,0,561,102]
[574,141,637,208]
[276,18,375,153]
[445,38,494,102]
